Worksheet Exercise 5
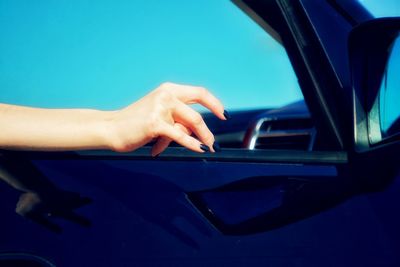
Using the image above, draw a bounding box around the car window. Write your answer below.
[0,0,302,111]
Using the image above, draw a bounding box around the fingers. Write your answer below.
[151,137,172,157]
[172,101,215,150]
[114,82,227,154]
[157,121,206,153]
[151,83,224,155]
[160,82,226,120]
[151,123,191,157]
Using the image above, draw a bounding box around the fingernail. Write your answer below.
[213,142,221,152]
[200,144,210,152]
[153,153,160,158]
[223,110,231,120]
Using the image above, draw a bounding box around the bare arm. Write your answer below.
[0,82,226,154]
[0,104,112,151]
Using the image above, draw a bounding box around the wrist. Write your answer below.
[95,110,121,151]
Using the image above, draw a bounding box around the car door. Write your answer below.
[0,146,350,267]
[1,0,400,266]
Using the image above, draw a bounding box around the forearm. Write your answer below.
[0,103,113,151]
[0,83,226,154]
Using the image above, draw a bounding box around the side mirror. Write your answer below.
[350,18,400,151]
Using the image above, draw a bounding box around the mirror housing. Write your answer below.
[350,18,400,152]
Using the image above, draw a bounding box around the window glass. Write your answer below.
[0,0,302,111]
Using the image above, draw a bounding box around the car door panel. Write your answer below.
[1,155,400,266]
[2,147,399,266]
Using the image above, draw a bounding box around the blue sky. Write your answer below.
[361,0,400,17]
[0,0,398,111]
[0,0,301,110]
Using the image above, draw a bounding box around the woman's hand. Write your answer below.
[107,82,227,155]
[0,82,227,154]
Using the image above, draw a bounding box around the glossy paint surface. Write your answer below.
[1,158,399,266]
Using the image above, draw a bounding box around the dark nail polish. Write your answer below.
[213,142,221,152]
[223,110,231,120]
[200,144,210,152]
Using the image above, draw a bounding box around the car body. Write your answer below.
[1,0,400,266]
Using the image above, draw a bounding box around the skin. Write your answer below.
[0,82,226,156]
[0,82,225,231]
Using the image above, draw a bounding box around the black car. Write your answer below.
[1,0,400,266]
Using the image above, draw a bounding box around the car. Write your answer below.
[1,0,400,266]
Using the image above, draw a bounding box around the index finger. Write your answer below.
[161,83,227,120]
